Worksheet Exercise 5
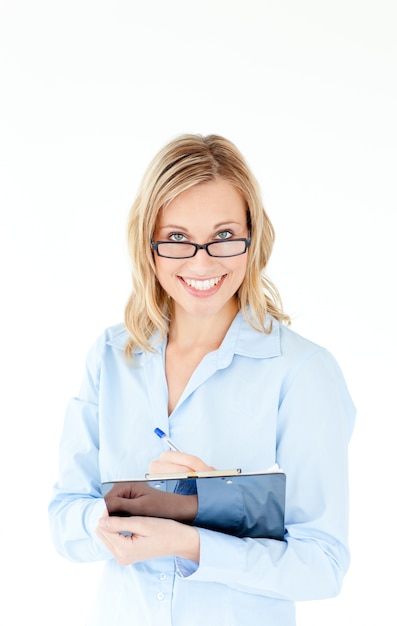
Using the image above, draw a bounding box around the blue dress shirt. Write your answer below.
[49,311,355,626]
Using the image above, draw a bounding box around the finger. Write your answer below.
[99,509,110,524]
[95,523,134,563]
[165,451,215,471]
[148,459,193,474]
[152,450,215,472]
[98,514,147,536]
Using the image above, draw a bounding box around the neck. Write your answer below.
[168,300,239,351]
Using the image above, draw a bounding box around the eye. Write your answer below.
[169,232,187,242]
[215,230,233,240]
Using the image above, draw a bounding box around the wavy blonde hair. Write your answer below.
[124,134,290,357]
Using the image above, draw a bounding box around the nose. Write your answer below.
[186,247,218,275]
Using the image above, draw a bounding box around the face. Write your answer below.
[152,178,249,322]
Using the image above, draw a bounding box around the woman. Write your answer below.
[49,134,355,625]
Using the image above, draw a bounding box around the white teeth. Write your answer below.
[184,276,222,291]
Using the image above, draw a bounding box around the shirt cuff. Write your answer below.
[187,527,248,582]
[175,556,199,577]
[83,498,112,560]
[84,498,108,533]
[175,527,242,580]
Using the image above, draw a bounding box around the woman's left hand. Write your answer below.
[96,511,200,566]
[148,450,215,475]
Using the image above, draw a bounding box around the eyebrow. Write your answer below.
[157,221,243,231]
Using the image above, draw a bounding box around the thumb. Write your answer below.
[98,514,138,535]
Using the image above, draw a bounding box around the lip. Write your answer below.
[178,274,226,296]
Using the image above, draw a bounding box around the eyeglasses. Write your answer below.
[151,236,251,259]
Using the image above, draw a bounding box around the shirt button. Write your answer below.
[159,573,167,581]
[157,592,165,601]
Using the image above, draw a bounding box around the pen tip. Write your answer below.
[154,427,165,437]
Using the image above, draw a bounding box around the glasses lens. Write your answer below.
[207,240,247,257]
[156,243,196,258]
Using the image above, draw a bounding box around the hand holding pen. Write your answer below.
[151,427,215,475]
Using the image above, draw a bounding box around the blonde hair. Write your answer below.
[124,134,290,357]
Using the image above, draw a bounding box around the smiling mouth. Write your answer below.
[181,275,225,291]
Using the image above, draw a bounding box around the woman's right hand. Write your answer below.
[96,513,200,565]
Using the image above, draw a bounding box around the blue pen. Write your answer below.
[154,427,183,452]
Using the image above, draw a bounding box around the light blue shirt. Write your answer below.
[49,311,355,626]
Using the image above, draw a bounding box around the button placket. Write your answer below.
[154,569,172,606]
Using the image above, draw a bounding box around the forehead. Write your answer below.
[156,179,247,228]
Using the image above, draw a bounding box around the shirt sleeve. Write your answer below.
[178,348,356,602]
[48,333,112,563]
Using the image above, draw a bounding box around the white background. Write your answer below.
[1,1,396,624]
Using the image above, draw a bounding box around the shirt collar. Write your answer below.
[232,310,281,359]
[105,324,161,357]
[212,310,281,372]
[106,309,281,361]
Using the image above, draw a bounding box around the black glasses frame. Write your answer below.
[151,236,251,259]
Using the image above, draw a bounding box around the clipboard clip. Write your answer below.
[145,468,242,480]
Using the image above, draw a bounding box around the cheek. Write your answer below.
[231,256,248,282]
[153,257,178,289]
[153,255,166,275]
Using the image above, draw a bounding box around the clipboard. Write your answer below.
[101,467,286,541]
